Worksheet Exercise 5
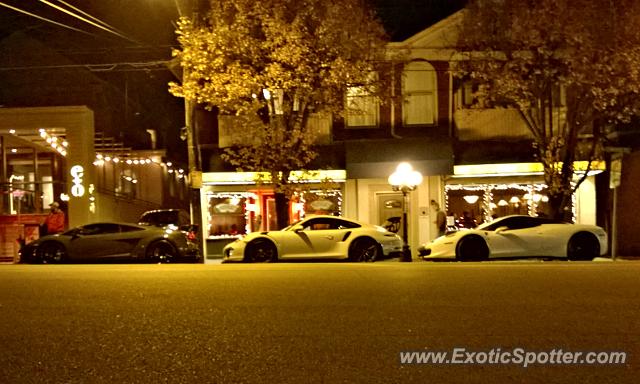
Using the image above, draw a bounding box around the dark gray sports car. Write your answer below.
[20,222,200,263]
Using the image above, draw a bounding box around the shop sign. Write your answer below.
[70,165,85,197]
[610,154,622,189]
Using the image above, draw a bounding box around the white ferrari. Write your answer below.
[223,215,403,262]
[418,215,608,261]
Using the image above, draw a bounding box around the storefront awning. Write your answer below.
[345,137,454,178]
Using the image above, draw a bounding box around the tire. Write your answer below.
[567,232,600,261]
[146,240,178,263]
[38,242,67,264]
[245,240,277,263]
[456,235,489,261]
[348,238,380,262]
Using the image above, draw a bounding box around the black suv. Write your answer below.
[138,209,191,227]
[138,209,198,241]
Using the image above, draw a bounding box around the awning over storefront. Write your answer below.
[345,137,453,178]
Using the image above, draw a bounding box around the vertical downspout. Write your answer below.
[449,68,454,137]
[0,137,5,213]
[33,148,39,212]
[390,63,402,139]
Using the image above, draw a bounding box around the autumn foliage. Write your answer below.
[458,0,640,220]
[170,0,387,227]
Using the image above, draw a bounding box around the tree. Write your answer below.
[457,0,640,220]
[169,0,388,228]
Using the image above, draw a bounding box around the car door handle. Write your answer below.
[324,235,334,240]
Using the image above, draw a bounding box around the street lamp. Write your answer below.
[388,162,423,262]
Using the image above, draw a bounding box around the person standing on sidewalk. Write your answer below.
[431,200,447,238]
[42,202,65,235]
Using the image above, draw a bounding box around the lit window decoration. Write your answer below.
[303,189,343,216]
[483,186,493,222]
[463,195,479,204]
[446,183,550,218]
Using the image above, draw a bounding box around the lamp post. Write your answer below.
[388,162,423,262]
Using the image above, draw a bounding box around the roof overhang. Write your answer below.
[345,137,454,178]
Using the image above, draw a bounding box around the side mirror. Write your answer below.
[495,226,509,234]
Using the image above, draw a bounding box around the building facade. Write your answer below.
[195,10,606,261]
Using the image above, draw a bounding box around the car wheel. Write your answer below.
[245,240,276,263]
[456,235,489,261]
[567,232,600,261]
[349,238,380,262]
[39,242,67,264]
[146,240,178,263]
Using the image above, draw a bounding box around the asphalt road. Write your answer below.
[0,261,638,383]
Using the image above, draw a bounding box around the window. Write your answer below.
[402,61,437,125]
[79,223,120,235]
[120,224,144,233]
[118,169,137,198]
[346,86,379,127]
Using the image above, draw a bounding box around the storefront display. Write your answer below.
[445,183,553,226]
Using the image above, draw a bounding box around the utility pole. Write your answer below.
[176,0,205,260]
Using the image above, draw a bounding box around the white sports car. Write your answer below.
[223,215,403,262]
[418,215,608,261]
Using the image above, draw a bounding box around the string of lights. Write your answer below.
[93,154,185,178]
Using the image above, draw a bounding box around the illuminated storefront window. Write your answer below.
[446,183,552,227]
[207,192,258,239]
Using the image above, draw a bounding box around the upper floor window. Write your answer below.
[402,61,437,125]
[345,85,379,128]
[345,71,379,128]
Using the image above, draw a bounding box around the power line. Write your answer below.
[38,0,140,44]
[0,1,95,36]
[0,60,171,72]
[55,0,129,36]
